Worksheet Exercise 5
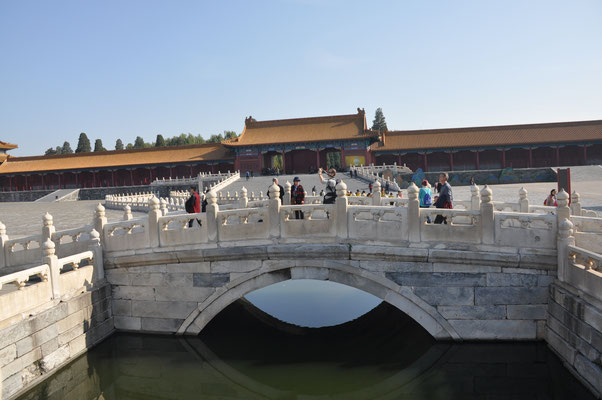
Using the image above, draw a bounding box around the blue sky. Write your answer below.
[1,0,601,156]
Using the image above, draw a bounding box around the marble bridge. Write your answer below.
[1,179,601,398]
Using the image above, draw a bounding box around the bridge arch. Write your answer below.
[177,262,461,340]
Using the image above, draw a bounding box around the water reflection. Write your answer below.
[18,300,596,400]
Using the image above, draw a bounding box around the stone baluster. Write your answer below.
[239,187,248,209]
[148,196,161,248]
[570,191,581,216]
[160,198,168,216]
[89,229,104,281]
[94,204,107,244]
[372,181,381,206]
[0,221,8,269]
[268,183,281,238]
[123,205,133,221]
[206,190,219,242]
[43,238,61,299]
[471,184,481,211]
[284,181,292,205]
[251,191,255,200]
[480,185,494,245]
[407,183,420,243]
[556,189,570,224]
[557,218,575,282]
[519,187,529,213]
[336,180,348,239]
[259,191,264,200]
[42,212,55,245]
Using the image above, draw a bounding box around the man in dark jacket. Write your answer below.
[291,176,305,219]
[434,173,453,224]
[268,178,284,204]
[185,186,201,227]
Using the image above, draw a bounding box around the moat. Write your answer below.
[17,281,596,400]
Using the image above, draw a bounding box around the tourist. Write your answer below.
[318,167,338,204]
[369,182,373,193]
[311,186,316,195]
[544,189,557,207]
[291,176,305,219]
[419,179,433,223]
[361,190,366,196]
[268,178,285,204]
[185,186,201,227]
[385,181,390,192]
[434,173,453,224]
[355,189,361,196]
[245,170,250,181]
[397,191,403,198]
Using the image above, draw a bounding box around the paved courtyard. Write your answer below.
[0,166,599,239]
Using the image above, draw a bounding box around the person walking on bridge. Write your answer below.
[291,176,305,219]
[185,186,201,227]
[318,168,338,204]
[433,173,453,224]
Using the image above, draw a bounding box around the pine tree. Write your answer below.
[45,148,57,155]
[115,139,124,150]
[155,134,166,147]
[94,139,106,152]
[75,132,91,153]
[133,136,146,149]
[371,108,388,133]
[62,141,73,154]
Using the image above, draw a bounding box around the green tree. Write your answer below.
[155,134,165,147]
[125,143,134,150]
[223,131,238,140]
[206,133,224,143]
[115,139,124,150]
[371,108,388,133]
[94,139,106,152]
[62,141,73,154]
[45,147,58,155]
[326,151,341,169]
[75,132,91,153]
[133,136,146,149]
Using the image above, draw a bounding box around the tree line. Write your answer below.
[44,131,239,155]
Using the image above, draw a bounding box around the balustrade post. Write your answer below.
[570,191,581,216]
[0,222,8,269]
[336,180,348,239]
[407,183,421,242]
[123,205,133,221]
[519,187,529,213]
[372,181,381,205]
[557,218,575,282]
[148,196,161,248]
[206,190,219,242]
[94,204,107,243]
[284,181,292,205]
[42,212,55,244]
[268,183,281,238]
[239,187,248,208]
[160,198,168,216]
[89,229,104,282]
[480,185,494,245]
[556,189,570,223]
[471,184,481,211]
[43,239,61,299]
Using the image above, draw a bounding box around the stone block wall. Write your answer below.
[0,283,114,399]
[546,282,602,397]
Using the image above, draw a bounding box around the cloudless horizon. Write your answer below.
[1,0,601,156]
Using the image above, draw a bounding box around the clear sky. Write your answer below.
[1,0,601,156]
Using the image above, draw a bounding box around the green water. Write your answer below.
[17,300,596,400]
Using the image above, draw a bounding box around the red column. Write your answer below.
[555,147,560,166]
[281,149,286,173]
[189,166,193,177]
[149,168,153,182]
[340,147,346,169]
[501,149,506,168]
[169,166,173,178]
[75,172,79,187]
[315,148,320,170]
[93,171,97,187]
[475,151,480,170]
[25,175,28,190]
[58,173,61,189]
[528,148,533,168]
[397,153,402,166]
[423,153,428,172]
[8,176,12,191]
[583,145,588,164]
[111,170,115,187]
[129,170,134,186]
[449,152,454,171]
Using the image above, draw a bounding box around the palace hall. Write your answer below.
[0,109,601,192]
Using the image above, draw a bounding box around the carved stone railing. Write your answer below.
[151,170,239,189]
[350,165,404,191]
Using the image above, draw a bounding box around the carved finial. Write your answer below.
[95,203,105,217]
[519,187,528,199]
[43,212,53,226]
[480,185,493,203]
[336,180,347,197]
[284,181,292,190]
[241,186,247,196]
[42,238,55,257]
[557,189,569,207]
[571,191,580,203]
[90,229,100,241]
[0,221,6,236]
[471,184,480,195]
[269,183,280,197]
[407,182,419,199]
[207,190,217,205]
[558,218,574,239]
[149,195,160,211]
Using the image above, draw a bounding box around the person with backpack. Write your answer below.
[433,173,453,224]
[419,179,433,223]
[291,176,305,219]
[185,186,201,227]
[318,168,338,204]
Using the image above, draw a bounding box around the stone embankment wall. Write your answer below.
[0,284,113,400]
[401,167,557,188]
[547,283,602,397]
[0,185,192,202]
